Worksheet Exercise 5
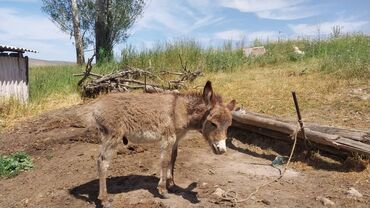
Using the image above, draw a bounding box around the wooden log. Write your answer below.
[232,110,370,157]
[234,110,370,143]
[306,124,370,144]
[231,122,349,157]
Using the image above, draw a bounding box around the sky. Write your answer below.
[0,0,369,62]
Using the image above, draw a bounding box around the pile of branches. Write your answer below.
[74,54,203,98]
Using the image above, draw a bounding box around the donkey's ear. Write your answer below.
[203,81,214,106]
[227,99,236,111]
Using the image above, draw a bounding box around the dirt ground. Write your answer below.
[0,106,369,208]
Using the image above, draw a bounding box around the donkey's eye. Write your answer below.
[210,122,217,128]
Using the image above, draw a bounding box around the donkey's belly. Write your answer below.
[126,130,162,144]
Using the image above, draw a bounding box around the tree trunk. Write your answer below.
[95,0,114,63]
[71,0,85,65]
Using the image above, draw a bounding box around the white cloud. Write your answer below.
[247,31,279,41]
[219,0,303,12]
[218,0,317,20]
[215,29,245,41]
[0,7,75,61]
[190,16,225,31]
[215,29,279,41]
[133,0,193,34]
[256,5,318,20]
[0,0,37,2]
[289,19,369,36]
[0,8,69,41]
[132,0,225,35]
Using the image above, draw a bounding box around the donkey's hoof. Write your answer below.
[102,201,112,208]
[100,197,113,208]
[161,193,171,199]
[158,188,170,199]
[166,179,175,189]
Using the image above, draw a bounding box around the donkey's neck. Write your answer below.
[183,93,209,130]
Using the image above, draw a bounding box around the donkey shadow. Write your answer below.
[69,175,199,208]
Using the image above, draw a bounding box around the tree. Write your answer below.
[71,0,84,64]
[95,0,145,63]
[42,0,145,64]
[42,0,95,64]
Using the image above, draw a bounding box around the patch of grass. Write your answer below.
[29,65,82,103]
[193,63,370,129]
[121,34,370,79]
[0,152,33,178]
[121,39,246,72]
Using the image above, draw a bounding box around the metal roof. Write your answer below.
[0,44,38,53]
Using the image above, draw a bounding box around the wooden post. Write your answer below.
[292,92,310,149]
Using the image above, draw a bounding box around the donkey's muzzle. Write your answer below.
[212,139,227,154]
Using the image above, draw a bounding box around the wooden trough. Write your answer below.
[232,109,370,157]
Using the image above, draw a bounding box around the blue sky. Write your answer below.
[0,0,369,61]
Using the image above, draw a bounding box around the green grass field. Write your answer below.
[122,34,370,78]
[1,34,369,130]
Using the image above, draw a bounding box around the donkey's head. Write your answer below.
[201,81,236,154]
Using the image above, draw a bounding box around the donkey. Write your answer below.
[90,81,236,208]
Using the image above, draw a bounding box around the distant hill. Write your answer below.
[29,58,75,67]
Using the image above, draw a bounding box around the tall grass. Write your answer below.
[29,63,124,103]
[261,34,370,78]
[29,65,81,102]
[121,34,370,78]
[121,39,246,72]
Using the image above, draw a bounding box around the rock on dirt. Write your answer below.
[346,187,363,198]
[316,196,335,207]
[212,187,226,198]
[260,199,271,205]
[350,87,370,101]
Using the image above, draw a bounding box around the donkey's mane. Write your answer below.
[180,91,223,103]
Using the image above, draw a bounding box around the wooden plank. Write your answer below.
[232,121,349,157]
[232,110,370,156]
[306,124,370,143]
[233,109,370,143]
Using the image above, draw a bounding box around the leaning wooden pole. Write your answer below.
[232,110,370,157]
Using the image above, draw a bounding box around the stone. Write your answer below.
[346,187,363,198]
[213,188,225,197]
[316,196,335,207]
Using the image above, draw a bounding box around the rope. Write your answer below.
[218,123,301,206]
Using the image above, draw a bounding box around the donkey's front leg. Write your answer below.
[166,142,178,190]
[158,136,176,198]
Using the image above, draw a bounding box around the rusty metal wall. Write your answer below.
[0,56,29,103]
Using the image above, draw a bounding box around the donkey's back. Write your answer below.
[90,92,179,144]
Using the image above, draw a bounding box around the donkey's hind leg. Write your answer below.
[158,135,176,198]
[97,135,120,208]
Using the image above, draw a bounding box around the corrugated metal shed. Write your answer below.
[0,44,35,103]
[0,44,38,53]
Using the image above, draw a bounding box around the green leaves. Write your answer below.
[0,152,33,178]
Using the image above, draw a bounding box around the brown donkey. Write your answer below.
[90,81,236,208]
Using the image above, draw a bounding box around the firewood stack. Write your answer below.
[74,55,203,98]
